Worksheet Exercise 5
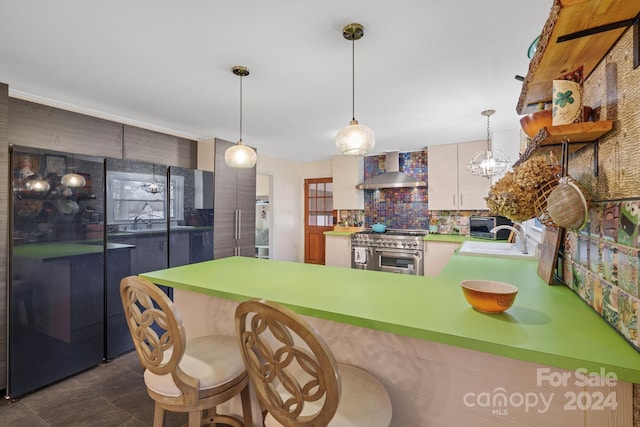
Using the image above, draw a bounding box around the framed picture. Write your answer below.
[46,155,66,176]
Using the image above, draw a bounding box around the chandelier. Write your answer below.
[142,164,165,194]
[225,66,257,168]
[335,23,375,156]
[467,109,510,178]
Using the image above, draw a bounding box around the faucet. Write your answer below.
[490,222,528,254]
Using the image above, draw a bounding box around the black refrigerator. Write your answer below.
[8,146,106,398]
[104,158,169,359]
[168,166,214,267]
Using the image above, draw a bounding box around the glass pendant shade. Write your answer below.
[225,139,257,168]
[467,150,511,178]
[25,177,50,192]
[61,172,86,188]
[335,119,375,156]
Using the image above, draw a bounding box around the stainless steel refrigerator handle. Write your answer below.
[234,209,239,239]
[238,209,242,239]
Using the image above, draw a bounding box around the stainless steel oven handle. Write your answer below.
[375,248,422,256]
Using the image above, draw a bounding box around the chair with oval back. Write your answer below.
[235,298,392,427]
[120,276,252,427]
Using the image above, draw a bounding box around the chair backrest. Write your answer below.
[235,298,341,427]
[120,276,197,395]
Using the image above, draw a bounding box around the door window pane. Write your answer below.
[317,198,324,211]
[308,214,317,226]
[309,183,316,196]
[308,199,316,212]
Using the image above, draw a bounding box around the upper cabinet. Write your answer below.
[428,140,490,211]
[518,0,640,114]
[332,155,364,209]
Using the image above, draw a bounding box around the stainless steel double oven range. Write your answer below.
[350,229,426,275]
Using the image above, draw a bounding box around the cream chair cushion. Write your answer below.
[264,364,392,427]
[144,335,246,397]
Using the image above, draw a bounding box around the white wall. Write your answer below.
[490,127,521,183]
[256,152,305,262]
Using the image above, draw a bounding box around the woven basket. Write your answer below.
[546,176,591,230]
[534,176,560,227]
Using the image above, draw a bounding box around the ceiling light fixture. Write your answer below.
[335,23,375,156]
[142,164,165,194]
[61,154,86,188]
[467,109,511,178]
[225,65,257,169]
[25,176,50,192]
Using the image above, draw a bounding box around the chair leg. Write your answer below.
[188,410,202,427]
[240,383,253,427]
[153,404,165,427]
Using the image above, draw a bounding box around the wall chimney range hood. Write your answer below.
[356,151,426,190]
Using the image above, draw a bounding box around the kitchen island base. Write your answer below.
[173,289,632,427]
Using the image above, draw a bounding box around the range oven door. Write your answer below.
[351,246,375,270]
[375,248,423,275]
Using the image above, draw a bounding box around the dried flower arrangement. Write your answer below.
[486,156,560,222]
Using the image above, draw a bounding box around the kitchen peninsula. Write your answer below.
[141,254,638,426]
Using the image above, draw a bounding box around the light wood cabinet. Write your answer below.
[325,234,351,268]
[428,140,490,210]
[424,241,460,277]
[332,156,364,209]
[214,139,256,258]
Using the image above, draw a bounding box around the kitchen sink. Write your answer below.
[458,241,538,260]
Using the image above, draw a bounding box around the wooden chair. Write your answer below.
[235,298,392,427]
[120,276,252,427]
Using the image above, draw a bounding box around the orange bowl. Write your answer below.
[520,109,552,138]
[461,280,518,313]
[520,106,593,138]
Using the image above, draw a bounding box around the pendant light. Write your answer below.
[225,65,257,169]
[467,109,510,178]
[335,23,375,156]
[61,155,86,188]
[142,163,165,194]
[25,176,50,192]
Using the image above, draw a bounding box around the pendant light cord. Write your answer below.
[351,36,355,121]
[486,114,491,152]
[238,75,242,141]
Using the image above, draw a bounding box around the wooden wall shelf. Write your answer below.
[514,120,613,169]
[517,0,640,114]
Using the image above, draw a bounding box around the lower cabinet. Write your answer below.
[424,241,461,277]
[325,234,351,268]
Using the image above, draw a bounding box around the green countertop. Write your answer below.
[14,241,134,260]
[141,255,640,383]
[323,231,353,236]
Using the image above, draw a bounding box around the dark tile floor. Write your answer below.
[0,350,191,427]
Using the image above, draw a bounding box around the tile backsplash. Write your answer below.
[361,150,491,231]
[563,200,640,352]
[363,151,428,229]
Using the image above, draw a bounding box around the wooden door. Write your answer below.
[304,178,333,264]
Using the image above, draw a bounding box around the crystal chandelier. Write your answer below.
[142,164,165,194]
[467,109,510,178]
[225,66,257,169]
[335,23,375,156]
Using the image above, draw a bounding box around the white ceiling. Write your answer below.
[0,0,552,162]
